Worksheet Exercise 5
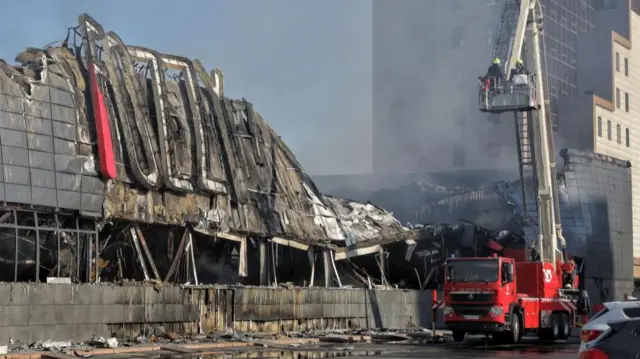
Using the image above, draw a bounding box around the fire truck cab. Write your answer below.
[442,254,584,344]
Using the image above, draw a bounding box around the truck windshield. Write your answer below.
[447,259,499,283]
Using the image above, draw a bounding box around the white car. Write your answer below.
[579,299,640,354]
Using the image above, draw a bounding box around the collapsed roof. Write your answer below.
[0,14,419,255]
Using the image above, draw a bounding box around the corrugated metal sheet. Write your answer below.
[188,286,441,333]
[233,287,367,321]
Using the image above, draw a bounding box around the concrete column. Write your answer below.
[379,249,387,285]
[238,237,248,277]
[258,240,268,286]
[323,250,332,287]
[307,248,315,287]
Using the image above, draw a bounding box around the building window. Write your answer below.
[625,57,629,76]
[626,92,630,112]
[626,128,631,147]
[616,88,621,108]
[451,27,464,48]
[616,52,620,72]
[598,116,603,137]
[453,146,466,167]
[617,124,622,143]
[608,120,612,140]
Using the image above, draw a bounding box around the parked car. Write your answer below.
[578,317,640,358]
[579,300,640,355]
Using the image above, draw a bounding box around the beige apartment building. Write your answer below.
[559,0,640,278]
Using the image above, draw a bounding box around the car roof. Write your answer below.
[604,300,640,310]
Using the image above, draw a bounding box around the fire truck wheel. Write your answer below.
[558,313,571,340]
[550,313,561,340]
[452,331,465,342]
[508,312,522,344]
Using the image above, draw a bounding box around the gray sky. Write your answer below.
[0,0,373,176]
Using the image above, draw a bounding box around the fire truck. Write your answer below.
[441,0,589,344]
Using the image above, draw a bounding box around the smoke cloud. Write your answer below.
[372,0,519,176]
[0,0,534,179]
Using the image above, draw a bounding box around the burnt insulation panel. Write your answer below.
[0,60,103,214]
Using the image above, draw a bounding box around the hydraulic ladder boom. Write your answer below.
[481,0,564,269]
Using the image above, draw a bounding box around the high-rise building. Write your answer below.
[558,0,640,280]
[540,0,596,133]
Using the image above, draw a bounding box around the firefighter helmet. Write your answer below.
[493,58,501,65]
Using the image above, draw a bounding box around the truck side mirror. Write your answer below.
[502,263,514,283]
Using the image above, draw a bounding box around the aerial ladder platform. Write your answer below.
[438,2,590,345]
[479,0,565,265]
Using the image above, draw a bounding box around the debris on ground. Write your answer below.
[0,328,453,357]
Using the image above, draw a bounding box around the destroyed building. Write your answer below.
[317,148,636,301]
[0,14,482,289]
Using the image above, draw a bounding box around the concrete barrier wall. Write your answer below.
[0,283,442,342]
[0,283,199,341]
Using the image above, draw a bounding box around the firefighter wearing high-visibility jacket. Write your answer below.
[561,257,576,288]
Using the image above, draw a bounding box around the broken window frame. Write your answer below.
[0,209,99,283]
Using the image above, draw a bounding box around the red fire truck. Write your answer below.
[442,253,585,343]
[442,0,589,344]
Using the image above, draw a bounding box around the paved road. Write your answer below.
[174,333,580,358]
[196,336,580,358]
[345,336,580,358]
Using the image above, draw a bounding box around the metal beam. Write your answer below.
[0,223,95,233]
[34,212,40,282]
[135,226,161,281]
[129,227,150,280]
[165,229,189,282]
[334,245,382,261]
